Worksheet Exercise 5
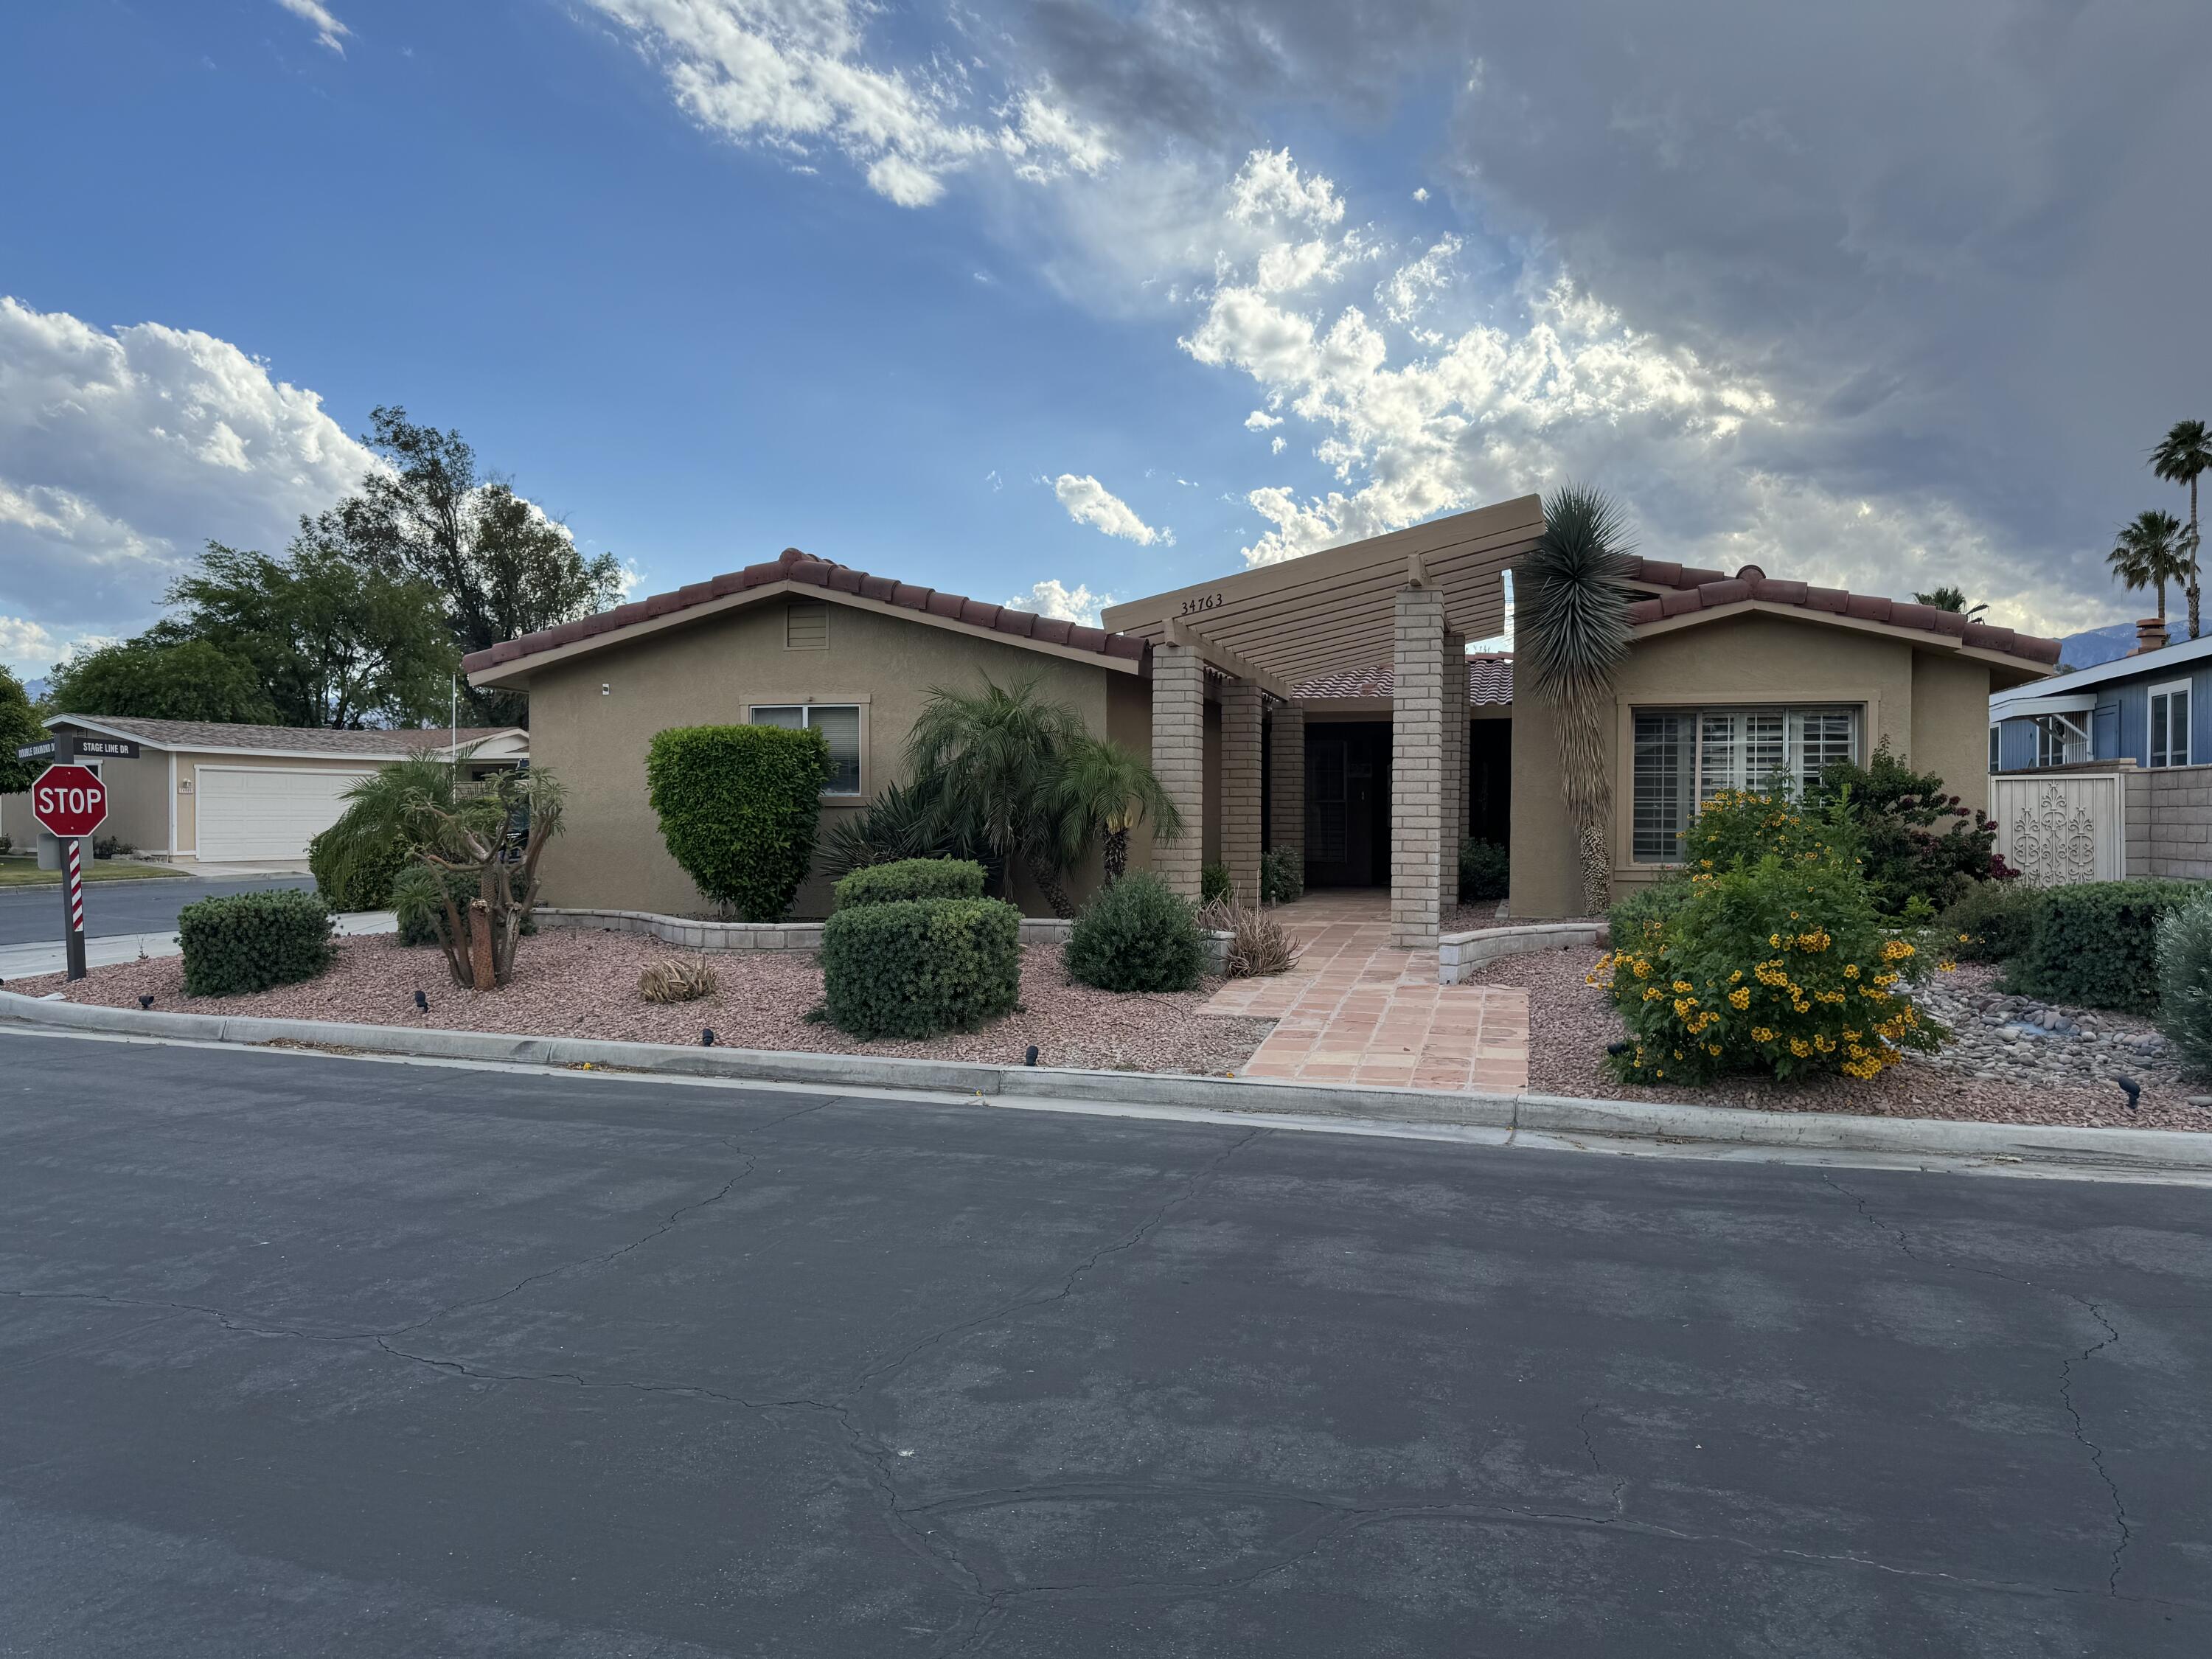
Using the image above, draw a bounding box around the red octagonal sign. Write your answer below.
[31,763,107,838]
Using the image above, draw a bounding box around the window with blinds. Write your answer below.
[1631,706,1861,863]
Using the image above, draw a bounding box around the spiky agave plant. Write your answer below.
[1516,485,1635,915]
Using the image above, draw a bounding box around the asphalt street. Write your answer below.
[0,874,315,945]
[1,1032,2207,1656]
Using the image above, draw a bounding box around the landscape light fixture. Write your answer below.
[137,994,153,1009]
[414,990,429,1012]
[2115,1076,2141,1111]
[1025,1045,1039,1067]
[702,1028,716,1046]
[1605,1040,1632,1057]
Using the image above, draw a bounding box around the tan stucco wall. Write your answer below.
[1509,613,1997,919]
[522,597,1123,917]
[0,745,170,853]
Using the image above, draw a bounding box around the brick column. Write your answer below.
[1442,633,1467,877]
[1150,644,1206,901]
[1269,703,1306,890]
[1220,677,1263,904]
[1391,587,1445,950]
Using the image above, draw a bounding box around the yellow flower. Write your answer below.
[1789,1037,1812,1058]
[1882,939,1916,961]
[1770,933,1781,948]
[1843,964,1860,980]
[1705,1043,1722,1056]
[1728,987,1752,1009]
[1672,980,1694,993]
[1643,986,1663,1001]
[1957,932,1971,944]
[1750,1026,1776,1042]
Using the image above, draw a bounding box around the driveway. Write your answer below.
[0,872,316,946]
[1,1034,2206,1655]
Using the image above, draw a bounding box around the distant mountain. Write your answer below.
[2056,623,2140,672]
[22,679,46,703]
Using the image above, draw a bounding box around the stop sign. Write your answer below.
[31,763,107,838]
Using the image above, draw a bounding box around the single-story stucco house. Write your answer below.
[1,715,527,864]
[462,495,2061,941]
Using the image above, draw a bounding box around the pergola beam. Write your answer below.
[1164,619,1301,703]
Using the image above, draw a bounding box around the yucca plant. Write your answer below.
[1054,736,1183,883]
[818,778,967,879]
[1516,484,1634,916]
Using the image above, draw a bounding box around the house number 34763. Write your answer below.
[1178,593,1225,617]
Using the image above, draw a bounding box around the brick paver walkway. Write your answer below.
[1203,891,1528,1093]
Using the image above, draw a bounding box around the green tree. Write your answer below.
[1516,484,1635,916]
[0,667,43,795]
[908,675,1086,917]
[1913,585,1988,620]
[43,639,276,725]
[1053,736,1182,883]
[338,407,623,726]
[2152,419,2212,640]
[161,530,455,728]
[2108,509,2191,627]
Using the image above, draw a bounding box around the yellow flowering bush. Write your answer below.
[1677,786,1861,873]
[1593,854,1946,1085]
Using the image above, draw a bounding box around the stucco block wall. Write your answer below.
[2140,763,2212,880]
[1509,612,1994,919]
[524,599,1119,917]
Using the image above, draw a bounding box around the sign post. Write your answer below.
[29,745,108,983]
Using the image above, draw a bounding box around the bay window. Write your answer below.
[1631,706,1861,863]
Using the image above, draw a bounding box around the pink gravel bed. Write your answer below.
[1461,947,2211,1132]
[11,929,1274,1076]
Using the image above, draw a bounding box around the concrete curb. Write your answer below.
[4,988,2210,1173]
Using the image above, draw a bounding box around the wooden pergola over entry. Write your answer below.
[1104,496,1546,950]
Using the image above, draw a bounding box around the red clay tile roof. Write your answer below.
[461,548,1149,676]
[1295,655,1514,706]
[1621,559,2062,666]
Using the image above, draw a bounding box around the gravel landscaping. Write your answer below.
[1462,946,2212,1132]
[10,929,1274,1076]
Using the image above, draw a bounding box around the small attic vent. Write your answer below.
[786,600,829,650]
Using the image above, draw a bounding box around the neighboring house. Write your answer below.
[1990,619,2204,773]
[464,497,2059,936]
[0,716,527,863]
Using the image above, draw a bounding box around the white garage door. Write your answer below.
[196,768,372,861]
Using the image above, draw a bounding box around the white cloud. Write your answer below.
[1006,577,1112,627]
[1270,435,1286,454]
[1375,234,1461,324]
[1227,148,1344,229]
[1051,473,1169,546]
[274,0,349,55]
[1243,409,1281,431]
[582,1,1115,208]
[0,296,377,670]
[1412,186,1429,203]
[0,617,57,668]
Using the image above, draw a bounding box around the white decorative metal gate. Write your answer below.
[1987,772,2126,886]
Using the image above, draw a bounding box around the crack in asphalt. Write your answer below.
[1822,1172,2135,1595]
[1576,1401,1629,1515]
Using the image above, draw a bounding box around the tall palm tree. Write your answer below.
[2151,419,2212,639]
[1913,585,1988,620]
[2109,509,2190,626]
[908,674,1087,917]
[1054,736,1183,883]
[1516,484,1634,916]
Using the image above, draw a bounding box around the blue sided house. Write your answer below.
[1990,619,2202,773]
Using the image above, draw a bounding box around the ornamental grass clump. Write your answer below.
[2156,894,2212,1078]
[1593,855,1947,1086]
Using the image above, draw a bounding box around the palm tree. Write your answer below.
[2109,509,2190,626]
[1054,736,1183,883]
[2151,420,2212,639]
[1913,585,1988,620]
[314,750,463,904]
[1515,484,1634,916]
[907,674,1087,917]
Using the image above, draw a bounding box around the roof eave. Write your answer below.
[1630,599,2059,678]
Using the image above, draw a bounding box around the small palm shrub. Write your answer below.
[309,823,406,913]
[2005,880,2203,1013]
[1261,846,1304,905]
[821,897,1022,1040]
[639,958,717,1004]
[1596,857,1946,1086]
[647,724,831,922]
[832,858,987,910]
[1201,862,1232,904]
[2156,896,2212,1078]
[1197,896,1303,977]
[178,890,337,997]
[1940,880,2042,964]
[1066,872,1208,993]
[1458,838,1509,902]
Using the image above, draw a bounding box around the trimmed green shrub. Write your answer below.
[1607,876,1697,948]
[1065,872,1208,993]
[1201,861,1232,905]
[1598,856,1944,1086]
[821,897,1021,1040]
[395,865,535,947]
[646,724,832,922]
[1810,746,2010,914]
[2157,895,2212,1078]
[832,857,987,911]
[1458,838,1509,902]
[308,823,406,913]
[1941,880,2041,964]
[178,889,336,997]
[1261,846,1304,905]
[2006,880,2204,1013]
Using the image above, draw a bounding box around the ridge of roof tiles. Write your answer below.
[461,547,1147,674]
[1620,559,2062,666]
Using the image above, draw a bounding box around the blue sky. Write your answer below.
[4,0,2209,676]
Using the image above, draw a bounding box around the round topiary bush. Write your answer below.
[1065,872,1208,993]
[821,897,1022,1040]
[646,724,832,922]
[832,857,987,910]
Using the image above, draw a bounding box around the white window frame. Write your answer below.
[2031,712,2089,768]
[2149,679,2191,769]
[1989,722,2002,774]
[1629,704,1862,864]
[749,702,866,798]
